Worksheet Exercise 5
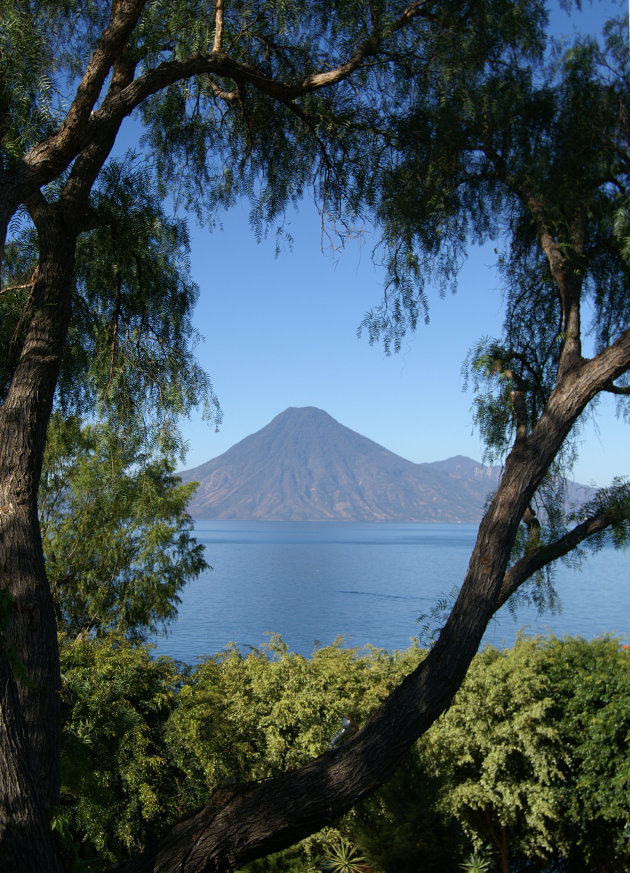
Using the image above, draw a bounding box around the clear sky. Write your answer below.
[178,200,628,488]
[118,1,629,488]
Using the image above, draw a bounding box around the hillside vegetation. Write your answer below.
[57,634,630,873]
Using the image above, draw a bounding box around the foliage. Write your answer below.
[542,636,630,873]
[350,744,463,873]
[354,4,630,672]
[69,159,221,445]
[423,638,570,870]
[460,854,492,873]
[319,835,366,873]
[56,634,630,872]
[570,478,630,551]
[1,157,221,450]
[58,636,183,869]
[0,1,64,167]
[58,635,423,871]
[164,635,423,806]
[39,413,207,641]
[363,2,630,487]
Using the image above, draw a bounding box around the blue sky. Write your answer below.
[179,198,628,487]
[115,1,628,488]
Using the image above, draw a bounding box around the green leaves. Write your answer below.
[425,639,569,867]
[66,158,221,450]
[59,636,182,867]
[57,633,630,872]
[543,636,630,870]
[0,2,59,166]
[1,155,221,451]
[40,413,207,641]
[166,636,418,800]
[571,478,630,550]
[362,1,630,497]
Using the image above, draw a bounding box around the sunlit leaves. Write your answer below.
[59,636,182,867]
[425,639,569,866]
[40,413,207,641]
[57,633,630,872]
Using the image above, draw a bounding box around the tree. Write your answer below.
[423,640,568,873]
[543,636,630,873]
[56,636,183,871]
[40,413,207,642]
[1,2,629,872]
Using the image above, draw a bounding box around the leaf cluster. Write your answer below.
[0,1,65,167]
[1,157,221,449]
[58,636,183,868]
[362,4,630,482]
[40,413,207,642]
[56,633,630,873]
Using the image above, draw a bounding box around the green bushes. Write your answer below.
[57,635,630,872]
[57,636,183,868]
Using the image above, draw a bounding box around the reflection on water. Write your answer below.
[152,521,629,663]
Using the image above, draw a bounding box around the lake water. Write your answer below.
[152,521,630,663]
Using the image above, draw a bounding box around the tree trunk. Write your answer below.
[500,826,509,873]
[0,215,76,869]
[117,341,630,873]
[0,647,62,871]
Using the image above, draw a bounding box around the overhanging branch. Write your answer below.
[100,0,427,123]
[603,380,630,396]
[496,508,625,609]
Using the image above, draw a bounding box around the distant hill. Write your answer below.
[178,406,504,522]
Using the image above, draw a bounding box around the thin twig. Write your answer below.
[0,279,36,295]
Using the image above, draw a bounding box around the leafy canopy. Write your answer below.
[2,157,220,452]
[365,9,630,452]
[40,413,207,642]
[56,633,630,872]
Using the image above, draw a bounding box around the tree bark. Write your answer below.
[0,211,76,867]
[0,647,63,872]
[115,331,630,873]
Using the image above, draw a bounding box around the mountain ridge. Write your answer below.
[179,406,503,522]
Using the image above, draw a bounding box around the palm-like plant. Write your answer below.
[460,852,492,873]
[322,836,367,873]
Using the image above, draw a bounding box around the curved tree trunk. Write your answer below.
[0,216,76,870]
[117,333,630,873]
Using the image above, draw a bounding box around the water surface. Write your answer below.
[153,521,629,662]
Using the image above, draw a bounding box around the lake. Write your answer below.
[152,521,630,663]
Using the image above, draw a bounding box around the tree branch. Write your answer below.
[603,380,630,395]
[12,1,146,194]
[0,279,36,295]
[497,508,624,609]
[4,0,426,231]
[94,1,427,125]
[213,0,225,53]
[481,140,584,374]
